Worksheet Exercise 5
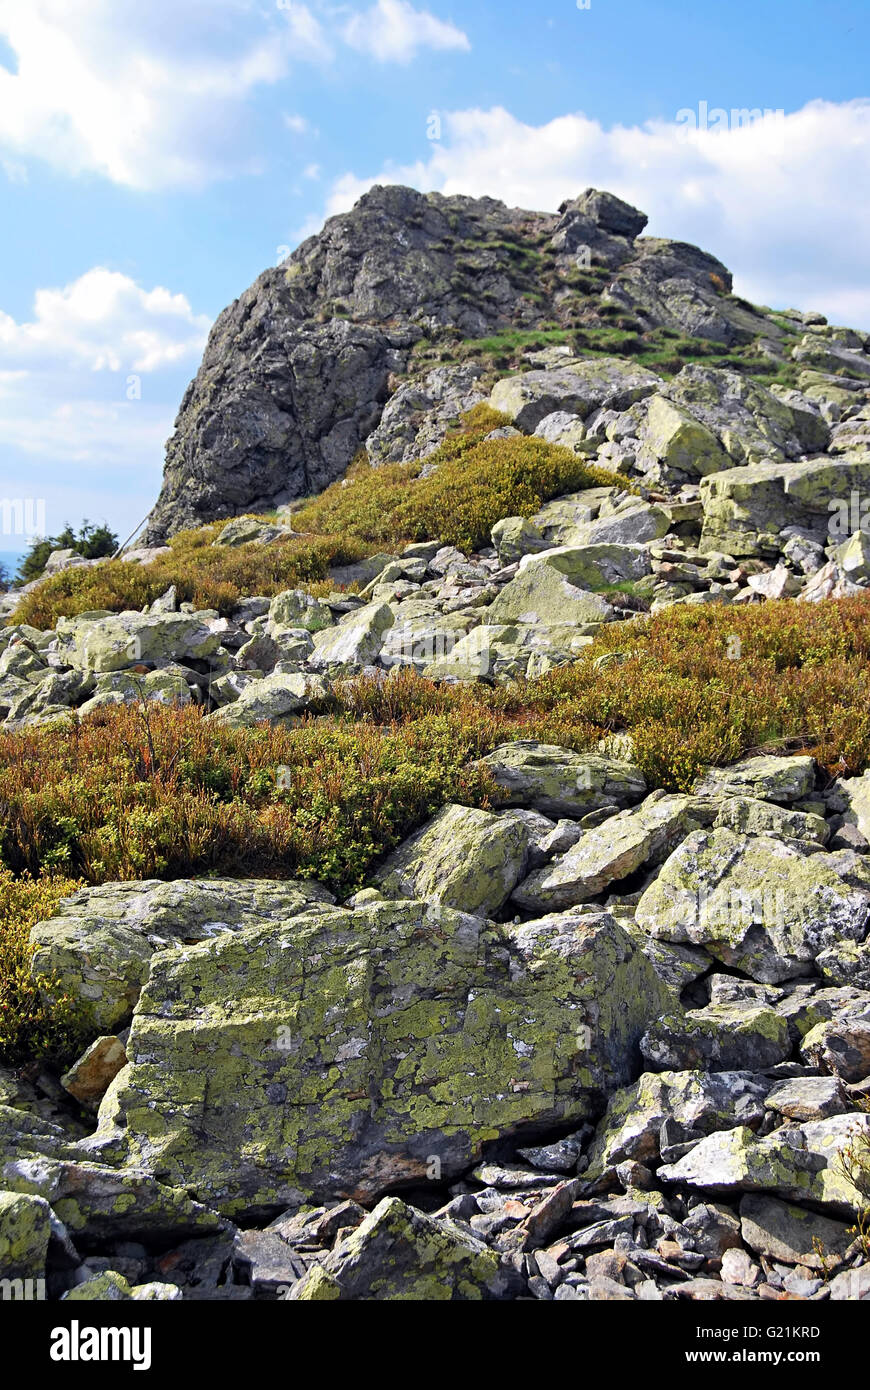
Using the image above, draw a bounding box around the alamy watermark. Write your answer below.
[829,490,870,538]
[676,102,785,137]
[0,497,46,539]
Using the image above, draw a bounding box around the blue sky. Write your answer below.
[0,0,868,570]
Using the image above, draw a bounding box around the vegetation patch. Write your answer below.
[12,527,374,630]
[2,596,870,899]
[294,409,632,551]
[0,867,87,1066]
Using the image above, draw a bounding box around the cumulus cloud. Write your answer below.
[0,265,210,507]
[318,99,870,330]
[0,268,211,374]
[342,0,470,63]
[0,0,469,189]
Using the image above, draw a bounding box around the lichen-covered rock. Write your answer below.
[372,803,531,917]
[62,1271,182,1300]
[513,794,697,911]
[365,365,486,465]
[763,1075,849,1122]
[837,769,870,842]
[309,601,394,669]
[267,588,334,633]
[290,1196,518,1300]
[96,899,673,1218]
[485,555,616,627]
[0,1107,225,1244]
[665,364,829,465]
[490,515,549,565]
[30,877,335,1033]
[518,541,654,592]
[584,1070,770,1178]
[712,796,829,845]
[635,828,870,983]
[489,358,662,432]
[640,1002,790,1071]
[479,742,646,818]
[208,670,329,726]
[0,1190,52,1281]
[213,516,289,547]
[800,1009,870,1083]
[699,456,870,557]
[657,1115,870,1217]
[632,394,731,480]
[54,610,225,673]
[555,502,669,548]
[693,755,816,804]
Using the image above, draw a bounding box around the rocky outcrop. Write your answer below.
[141,183,864,543]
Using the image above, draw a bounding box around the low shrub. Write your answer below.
[12,526,373,630]
[0,868,87,1066]
[294,414,632,552]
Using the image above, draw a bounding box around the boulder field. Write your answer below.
[2,187,870,1301]
[2,748,869,1301]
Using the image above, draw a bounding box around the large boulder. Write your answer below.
[96,898,673,1218]
[0,1191,52,1281]
[208,670,329,726]
[635,828,870,983]
[657,1115,870,1217]
[631,394,731,480]
[584,1070,770,1178]
[513,794,699,912]
[30,878,336,1034]
[693,755,816,804]
[54,610,226,674]
[640,1002,791,1071]
[699,456,870,557]
[0,1107,224,1245]
[664,364,829,464]
[485,557,616,627]
[479,742,646,818]
[309,601,394,669]
[489,358,662,432]
[372,804,532,917]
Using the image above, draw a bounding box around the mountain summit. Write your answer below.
[144,184,778,542]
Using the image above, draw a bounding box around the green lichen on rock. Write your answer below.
[290,1196,515,1300]
[95,898,674,1219]
[0,1190,51,1281]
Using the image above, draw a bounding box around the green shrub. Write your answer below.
[12,525,373,630]
[0,868,87,1066]
[295,414,632,552]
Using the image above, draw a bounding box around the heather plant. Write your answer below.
[294,416,632,552]
[12,525,373,630]
[0,867,87,1066]
[2,596,870,898]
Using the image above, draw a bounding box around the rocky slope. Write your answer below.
[142,184,796,542]
[1,188,870,1302]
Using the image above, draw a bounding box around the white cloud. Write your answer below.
[0,0,338,189]
[342,0,470,62]
[0,0,469,189]
[0,264,211,530]
[318,99,870,330]
[0,269,211,373]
